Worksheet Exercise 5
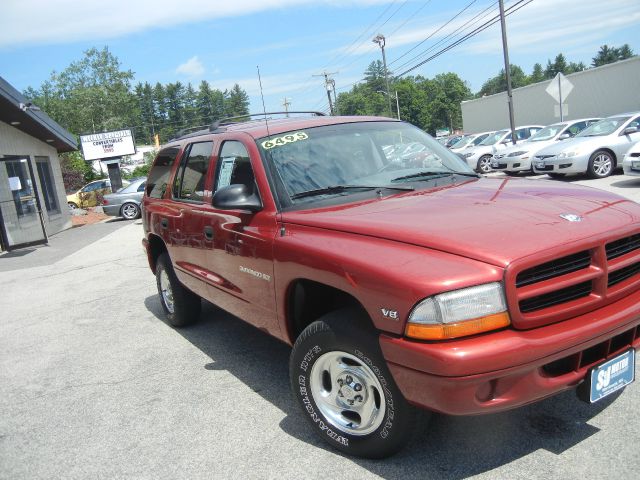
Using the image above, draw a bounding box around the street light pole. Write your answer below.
[395,90,400,120]
[373,34,393,118]
[498,0,516,145]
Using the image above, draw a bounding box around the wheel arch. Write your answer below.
[147,233,167,271]
[592,148,618,166]
[285,278,373,344]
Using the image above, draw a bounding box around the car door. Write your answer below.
[203,137,280,336]
[612,116,640,161]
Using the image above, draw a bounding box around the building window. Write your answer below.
[35,156,60,214]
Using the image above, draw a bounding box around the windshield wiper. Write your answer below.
[391,171,479,182]
[290,184,414,200]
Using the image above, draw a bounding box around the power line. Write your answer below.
[396,0,533,77]
[386,0,433,39]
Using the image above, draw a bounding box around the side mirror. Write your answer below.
[622,126,638,136]
[212,184,262,212]
[558,133,571,140]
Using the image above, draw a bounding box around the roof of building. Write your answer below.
[0,76,77,153]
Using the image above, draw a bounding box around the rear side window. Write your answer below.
[147,147,180,199]
[173,141,213,202]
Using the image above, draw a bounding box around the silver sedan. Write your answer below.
[102,177,146,220]
[532,113,640,178]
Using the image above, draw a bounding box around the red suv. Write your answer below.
[142,113,639,458]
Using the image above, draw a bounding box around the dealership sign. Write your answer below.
[80,129,136,161]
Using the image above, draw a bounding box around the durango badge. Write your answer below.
[560,213,583,222]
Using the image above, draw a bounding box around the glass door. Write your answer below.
[0,156,48,250]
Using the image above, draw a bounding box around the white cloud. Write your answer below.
[176,56,204,77]
[0,0,391,47]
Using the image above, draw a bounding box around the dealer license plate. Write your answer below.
[588,349,635,403]
[535,161,545,168]
[632,161,640,171]
[492,161,499,168]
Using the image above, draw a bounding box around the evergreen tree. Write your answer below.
[529,63,545,83]
[224,84,250,117]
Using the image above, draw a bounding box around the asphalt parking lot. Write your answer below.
[1,175,639,479]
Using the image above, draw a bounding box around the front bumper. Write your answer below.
[491,155,532,172]
[531,153,590,174]
[380,287,640,415]
[622,157,640,176]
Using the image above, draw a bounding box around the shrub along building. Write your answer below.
[0,76,76,252]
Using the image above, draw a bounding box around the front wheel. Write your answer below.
[121,202,140,220]
[587,150,614,178]
[68,202,78,210]
[155,252,201,327]
[477,155,493,174]
[290,309,417,458]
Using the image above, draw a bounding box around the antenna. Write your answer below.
[256,66,271,138]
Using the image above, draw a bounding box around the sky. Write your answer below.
[1,0,639,116]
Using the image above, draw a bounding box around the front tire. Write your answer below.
[477,155,493,174]
[68,202,78,210]
[155,252,201,327]
[290,309,416,458]
[587,150,614,178]
[121,202,140,220]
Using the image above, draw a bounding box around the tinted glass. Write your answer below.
[215,141,256,194]
[258,122,474,205]
[174,142,213,202]
[147,147,180,199]
[35,157,59,214]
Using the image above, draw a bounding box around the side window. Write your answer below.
[215,141,256,194]
[137,182,146,192]
[173,141,213,202]
[628,117,640,130]
[147,146,180,199]
[567,122,586,136]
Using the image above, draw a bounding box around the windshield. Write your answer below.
[479,130,508,146]
[258,122,476,204]
[529,124,567,142]
[577,117,630,137]
[450,135,472,149]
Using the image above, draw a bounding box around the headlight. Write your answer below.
[557,151,578,159]
[405,282,510,340]
[508,151,527,157]
[462,152,474,158]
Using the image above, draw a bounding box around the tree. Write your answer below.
[529,63,545,83]
[592,44,635,67]
[196,80,225,124]
[363,60,389,94]
[477,64,529,97]
[224,84,250,117]
[544,54,568,79]
[24,47,136,135]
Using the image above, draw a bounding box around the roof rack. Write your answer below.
[208,111,326,132]
[169,111,326,142]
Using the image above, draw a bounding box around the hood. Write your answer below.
[282,177,640,267]
[498,140,555,156]
[534,135,605,156]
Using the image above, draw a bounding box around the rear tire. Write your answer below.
[289,308,417,458]
[155,252,201,327]
[587,150,614,178]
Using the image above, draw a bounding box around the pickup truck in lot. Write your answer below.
[142,113,640,458]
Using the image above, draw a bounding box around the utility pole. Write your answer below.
[313,71,338,115]
[373,34,393,118]
[395,90,401,120]
[282,97,291,117]
[498,0,516,145]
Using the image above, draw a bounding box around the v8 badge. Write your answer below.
[381,308,399,320]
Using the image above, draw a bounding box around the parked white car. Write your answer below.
[491,118,600,175]
[622,142,640,176]
[449,131,494,153]
[532,113,640,178]
[459,125,544,173]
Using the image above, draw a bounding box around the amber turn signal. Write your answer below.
[405,312,511,341]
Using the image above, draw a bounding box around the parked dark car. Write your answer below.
[102,177,146,219]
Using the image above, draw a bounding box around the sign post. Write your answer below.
[545,73,574,121]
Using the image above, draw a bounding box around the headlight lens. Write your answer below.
[508,151,527,157]
[462,152,474,158]
[405,282,510,340]
[557,151,578,159]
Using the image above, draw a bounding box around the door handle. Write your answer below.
[204,226,214,240]
[160,218,168,229]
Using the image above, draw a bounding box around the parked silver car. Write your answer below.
[622,142,640,177]
[449,131,494,153]
[491,118,600,174]
[459,125,544,173]
[532,113,640,178]
[102,177,146,219]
